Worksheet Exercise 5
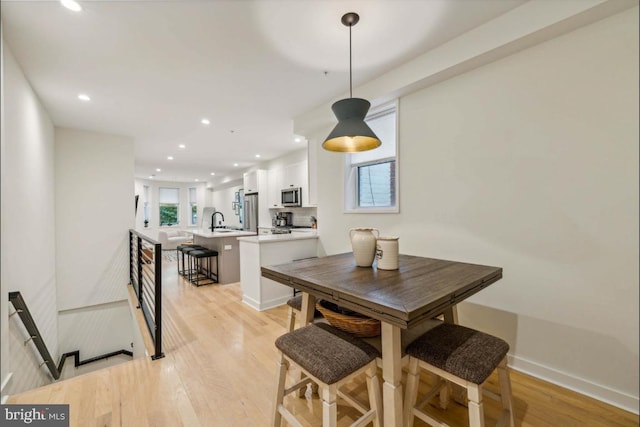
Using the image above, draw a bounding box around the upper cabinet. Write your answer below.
[282,161,307,190]
[243,169,271,227]
[267,168,283,208]
[307,139,318,207]
[267,159,312,208]
[243,170,260,194]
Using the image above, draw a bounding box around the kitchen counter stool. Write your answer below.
[285,294,323,332]
[188,249,219,286]
[403,323,514,427]
[285,295,324,397]
[177,244,206,277]
[273,323,382,427]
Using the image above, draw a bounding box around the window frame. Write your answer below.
[158,187,180,227]
[344,100,399,214]
[189,187,198,226]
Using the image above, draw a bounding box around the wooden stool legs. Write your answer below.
[403,355,515,427]
[272,324,382,427]
[286,303,319,397]
[273,353,381,427]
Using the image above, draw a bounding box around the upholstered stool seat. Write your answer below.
[273,323,382,427]
[403,323,515,427]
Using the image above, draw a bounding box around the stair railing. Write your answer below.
[128,229,164,360]
[8,291,133,380]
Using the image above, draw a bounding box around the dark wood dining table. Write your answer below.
[261,252,503,427]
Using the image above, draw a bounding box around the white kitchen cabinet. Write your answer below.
[267,167,283,208]
[266,160,311,208]
[282,160,309,206]
[239,235,318,311]
[282,161,306,189]
[243,169,271,228]
[243,170,259,194]
[307,139,318,206]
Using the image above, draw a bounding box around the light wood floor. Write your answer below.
[8,259,639,426]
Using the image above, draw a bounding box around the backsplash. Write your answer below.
[270,207,317,227]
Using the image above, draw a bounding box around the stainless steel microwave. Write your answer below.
[281,187,302,207]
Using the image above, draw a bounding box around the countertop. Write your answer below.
[237,232,318,244]
[191,229,257,238]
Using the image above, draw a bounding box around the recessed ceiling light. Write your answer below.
[156,168,161,172]
[210,172,216,176]
[178,144,186,149]
[149,175,154,179]
[61,0,82,12]
[167,156,174,160]
[201,118,210,125]
[195,179,199,182]
[294,137,301,143]
[233,163,239,167]
[77,93,91,101]
[255,154,261,158]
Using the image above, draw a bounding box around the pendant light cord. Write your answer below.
[349,23,353,98]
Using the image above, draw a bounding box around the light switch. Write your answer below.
[224,244,232,250]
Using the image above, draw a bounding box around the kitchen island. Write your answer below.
[238,232,318,310]
[191,229,257,284]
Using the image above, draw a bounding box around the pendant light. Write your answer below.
[323,12,381,153]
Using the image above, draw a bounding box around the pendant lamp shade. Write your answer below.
[323,12,381,153]
[323,98,381,152]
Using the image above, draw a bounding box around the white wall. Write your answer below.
[1,19,7,398]
[1,36,58,395]
[55,128,135,359]
[298,8,639,412]
[211,179,243,229]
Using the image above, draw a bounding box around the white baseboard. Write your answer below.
[1,372,13,403]
[509,354,639,415]
[241,295,289,312]
[241,295,261,311]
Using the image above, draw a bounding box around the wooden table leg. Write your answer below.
[381,322,402,427]
[442,305,458,324]
[300,293,316,326]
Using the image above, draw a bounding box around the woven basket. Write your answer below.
[316,301,381,338]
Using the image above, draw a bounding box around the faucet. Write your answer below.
[210,211,225,231]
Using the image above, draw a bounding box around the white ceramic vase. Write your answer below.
[349,228,379,267]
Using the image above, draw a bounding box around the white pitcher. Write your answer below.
[376,237,399,270]
[349,228,379,267]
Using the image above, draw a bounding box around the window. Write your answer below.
[159,187,180,226]
[345,102,398,212]
[189,187,198,226]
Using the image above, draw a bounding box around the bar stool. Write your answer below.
[285,294,325,397]
[285,294,323,332]
[177,245,206,277]
[273,323,382,427]
[189,249,219,286]
[403,323,515,427]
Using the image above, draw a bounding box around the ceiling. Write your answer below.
[1,0,526,183]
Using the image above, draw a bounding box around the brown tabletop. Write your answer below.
[261,252,502,328]
[262,252,503,427]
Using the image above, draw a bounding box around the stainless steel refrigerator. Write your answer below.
[243,193,258,232]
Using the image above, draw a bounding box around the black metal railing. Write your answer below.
[8,291,133,380]
[129,229,164,360]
